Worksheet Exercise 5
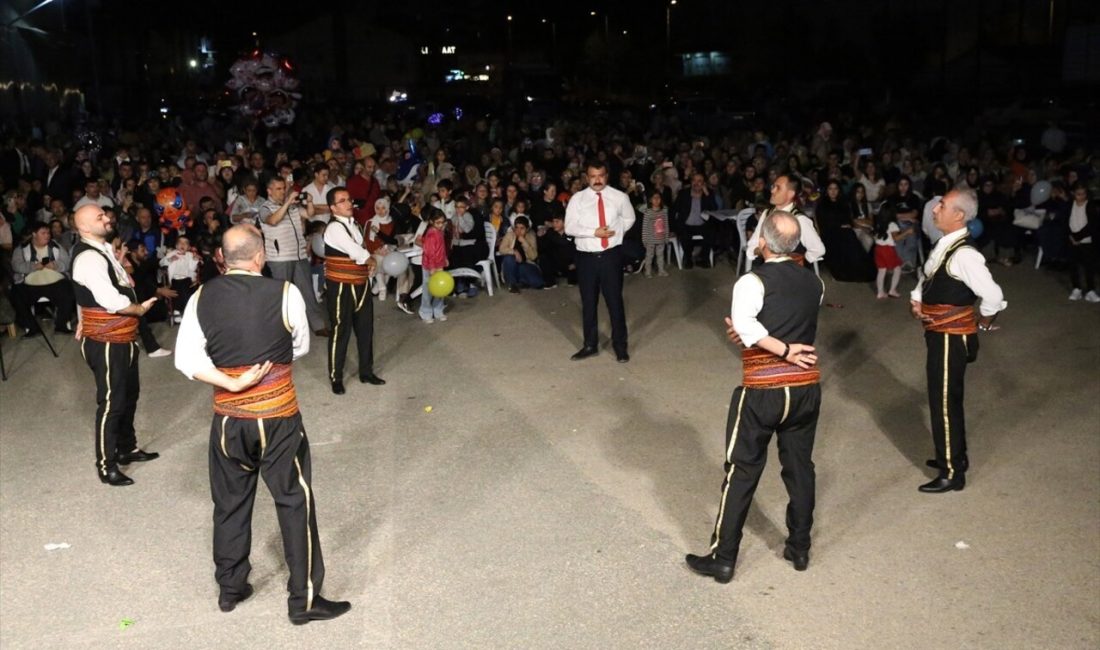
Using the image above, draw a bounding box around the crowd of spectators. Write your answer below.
[1,101,1098,345]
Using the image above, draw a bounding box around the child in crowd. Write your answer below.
[161,235,200,319]
[308,220,327,303]
[419,208,449,323]
[641,190,669,277]
[872,205,911,299]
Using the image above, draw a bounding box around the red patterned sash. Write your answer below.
[921,304,977,335]
[324,256,369,285]
[81,307,138,343]
[741,347,820,389]
[213,363,299,419]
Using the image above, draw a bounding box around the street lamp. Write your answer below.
[666,0,678,84]
[506,15,513,56]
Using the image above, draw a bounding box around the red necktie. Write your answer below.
[597,192,608,249]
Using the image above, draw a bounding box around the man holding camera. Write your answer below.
[10,222,76,336]
[258,177,328,336]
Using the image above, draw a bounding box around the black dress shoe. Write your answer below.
[919,476,966,493]
[360,374,386,386]
[314,328,332,338]
[783,547,809,571]
[118,449,160,464]
[616,351,630,363]
[23,329,41,339]
[570,346,598,361]
[288,595,352,625]
[331,381,346,395]
[685,553,734,583]
[99,469,134,486]
[925,458,969,472]
[219,584,254,612]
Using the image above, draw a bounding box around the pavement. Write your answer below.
[1,255,1098,649]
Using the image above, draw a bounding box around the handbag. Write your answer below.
[1012,208,1043,230]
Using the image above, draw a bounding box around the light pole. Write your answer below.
[506,15,513,58]
[666,1,678,86]
[542,18,557,66]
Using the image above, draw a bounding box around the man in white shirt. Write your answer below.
[564,162,636,362]
[70,205,160,486]
[300,163,335,224]
[258,177,328,335]
[686,212,823,582]
[73,178,115,211]
[745,175,825,268]
[910,189,1007,493]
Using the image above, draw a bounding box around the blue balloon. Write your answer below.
[967,218,984,239]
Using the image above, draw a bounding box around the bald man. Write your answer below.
[175,225,351,624]
[687,212,824,582]
[71,205,161,486]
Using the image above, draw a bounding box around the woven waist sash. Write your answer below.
[81,307,138,343]
[324,256,370,285]
[921,303,977,335]
[741,346,820,389]
[213,363,299,419]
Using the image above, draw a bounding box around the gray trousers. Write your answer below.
[268,259,327,331]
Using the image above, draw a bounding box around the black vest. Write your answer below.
[323,219,358,258]
[921,238,977,307]
[71,241,137,308]
[196,273,294,367]
[752,259,822,345]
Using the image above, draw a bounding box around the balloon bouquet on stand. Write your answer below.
[225,50,302,143]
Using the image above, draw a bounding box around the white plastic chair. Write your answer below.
[450,222,497,296]
[670,235,714,269]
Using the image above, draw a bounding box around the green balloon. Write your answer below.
[428,270,455,298]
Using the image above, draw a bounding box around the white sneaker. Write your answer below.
[437,314,448,322]
[422,317,434,324]
[378,289,387,302]
[1086,290,1100,303]
[149,348,173,358]
[1069,288,1083,301]
[172,314,183,324]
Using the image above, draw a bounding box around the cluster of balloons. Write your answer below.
[378,251,454,297]
[226,50,301,128]
[154,188,190,234]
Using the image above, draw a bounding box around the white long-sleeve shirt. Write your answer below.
[745,204,826,264]
[174,271,310,380]
[564,186,636,253]
[730,257,825,347]
[910,228,1007,317]
[323,216,371,265]
[71,238,133,313]
[161,250,200,282]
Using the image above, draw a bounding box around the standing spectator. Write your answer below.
[1067,183,1099,302]
[418,208,449,323]
[872,205,908,299]
[301,163,335,224]
[229,181,264,225]
[160,235,200,319]
[179,162,224,214]
[74,178,114,211]
[258,177,328,335]
[640,190,669,277]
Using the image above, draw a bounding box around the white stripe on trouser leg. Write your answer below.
[293,433,314,610]
[97,343,112,474]
[942,333,953,480]
[329,283,344,383]
[710,388,747,555]
[780,386,791,424]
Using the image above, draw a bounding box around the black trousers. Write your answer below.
[80,338,140,476]
[209,413,325,611]
[708,384,821,562]
[1069,242,1097,292]
[575,247,627,353]
[325,280,374,384]
[679,222,717,264]
[925,331,973,480]
[12,281,75,331]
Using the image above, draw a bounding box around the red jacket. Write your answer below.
[346,173,382,226]
[421,227,448,271]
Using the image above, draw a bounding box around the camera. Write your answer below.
[351,199,366,210]
[296,193,310,205]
